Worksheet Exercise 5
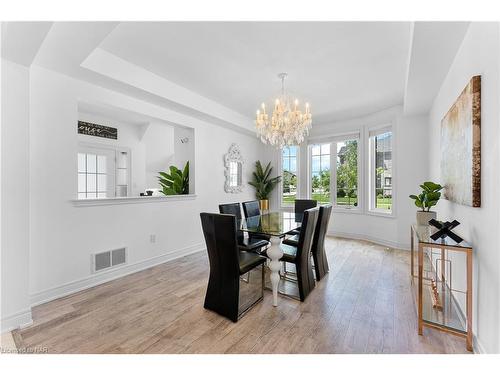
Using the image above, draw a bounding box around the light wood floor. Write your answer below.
[12,237,470,354]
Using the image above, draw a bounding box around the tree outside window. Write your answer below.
[336,140,358,207]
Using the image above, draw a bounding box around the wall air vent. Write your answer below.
[92,247,127,273]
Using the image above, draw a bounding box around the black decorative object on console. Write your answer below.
[428,219,464,243]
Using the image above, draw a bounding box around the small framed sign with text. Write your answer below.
[78,121,118,140]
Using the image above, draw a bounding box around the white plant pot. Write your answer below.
[416,211,437,226]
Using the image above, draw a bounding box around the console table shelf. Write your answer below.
[410,224,473,352]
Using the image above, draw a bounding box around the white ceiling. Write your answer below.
[2,21,470,133]
[99,22,412,124]
[1,22,52,66]
[404,22,470,115]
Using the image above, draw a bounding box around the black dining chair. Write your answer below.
[200,212,267,322]
[219,203,270,253]
[288,199,317,235]
[295,199,318,214]
[283,204,332,281]
[311,204,332,280]
[265,207,319,302]
[242,200,271,242]
[242,200,261,218]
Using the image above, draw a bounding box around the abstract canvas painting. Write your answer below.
[441,76,481,207]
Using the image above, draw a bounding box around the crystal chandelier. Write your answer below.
[255,73,312,148]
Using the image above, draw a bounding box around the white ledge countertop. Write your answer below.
[71,194,197,207]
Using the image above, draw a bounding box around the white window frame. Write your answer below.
[308,142,332,205]
[367,124,395,216]
[77,142,131,200]
[330,134,361,211]
[307,133,361,211]
[278,145,300,208]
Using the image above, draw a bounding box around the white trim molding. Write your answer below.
[1,309,33,334]
[473,334,486,354]
[367,123,396,217]
[71,194,197,207]
[30,242,205,307]
[328,231,409,251]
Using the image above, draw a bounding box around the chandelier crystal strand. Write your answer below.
[255,73,312,148]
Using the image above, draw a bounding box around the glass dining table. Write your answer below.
[239,211,303,307]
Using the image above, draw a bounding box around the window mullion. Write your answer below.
[331,142,336,206]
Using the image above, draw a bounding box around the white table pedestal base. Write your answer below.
[266,236,284,307]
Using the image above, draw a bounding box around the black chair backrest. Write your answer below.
[219,203,242,219]
[313,204,332,250]
[295,199,317,215]
[296,207,319,300]
[200,213,240,320]
[242,200,261,218]
[296,207,319,261]
[312,205,332,280]
[219,203,243,241]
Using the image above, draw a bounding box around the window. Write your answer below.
[369,128,393,213]
[281,146,299,206]
[78,152,109,199]
[334,138,359,208]
[310,143,330,204]
[77,145,118,199]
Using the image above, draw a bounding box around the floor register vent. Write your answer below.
[92,247,127,273]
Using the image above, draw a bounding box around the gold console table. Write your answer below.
[410,224,473,351]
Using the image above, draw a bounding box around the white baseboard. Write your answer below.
[328,230,410,250]
[30,242,205,307]
[473,334,486,354]
[1,309,33,334]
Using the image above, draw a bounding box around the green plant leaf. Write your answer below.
[420,184,430,192]
[159,180,173,188]
[159,161,189,195]
[182,161,189,180]
[169,166,180,177]
[410,181,442,211]
[426,192,441,201]
[263,162,272,181]
[159,172,173,180]
[423,181,443,191]
[162,186,177,195]
[248,160,281,200]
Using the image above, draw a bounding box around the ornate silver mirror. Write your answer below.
[224,143,244,193]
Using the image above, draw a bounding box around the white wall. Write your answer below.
[141,122,175,189]
[268,106,429,250]
[428,22,500,354]
[1,60,33,331]
[173,126,195,194]
[27,65,268,307]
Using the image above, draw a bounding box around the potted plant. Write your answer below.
[248,161,281,211]
[409,181,444,226]
[158,161,189,195]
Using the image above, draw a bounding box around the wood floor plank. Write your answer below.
[12,237,471,354]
